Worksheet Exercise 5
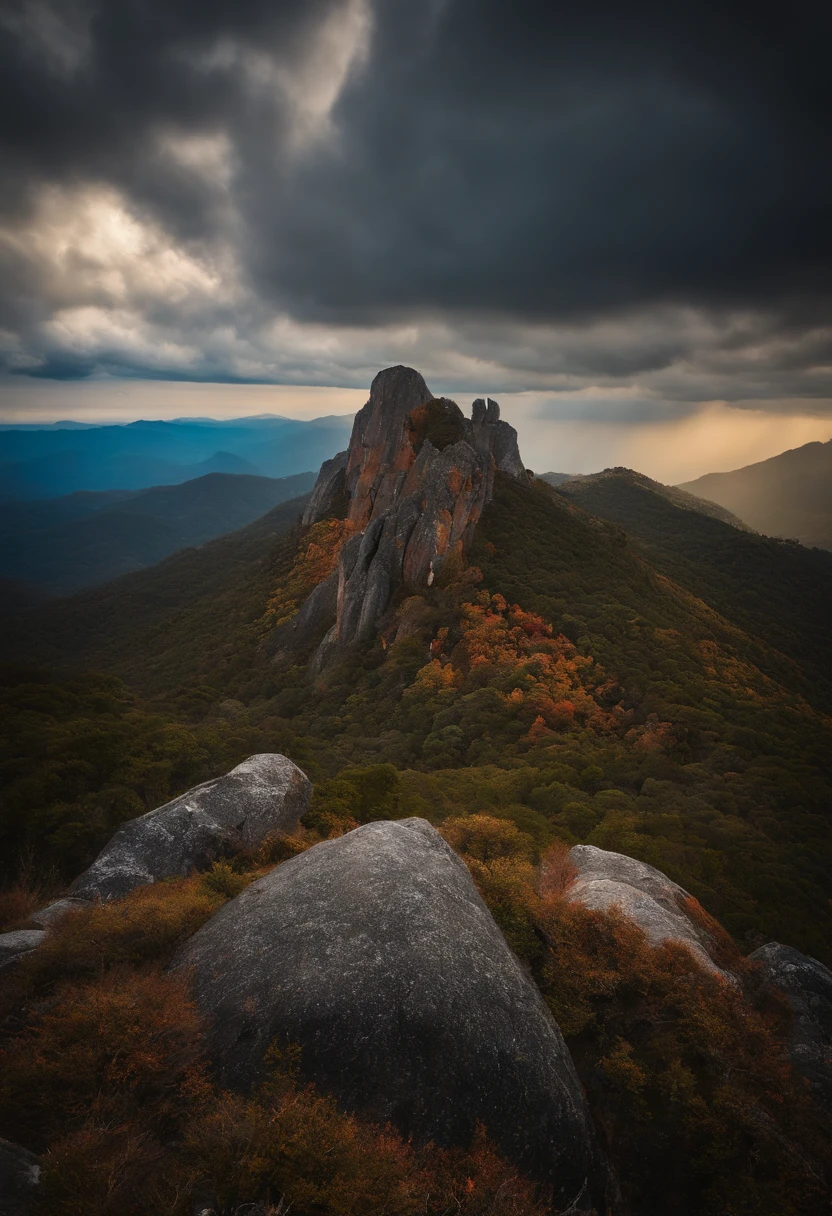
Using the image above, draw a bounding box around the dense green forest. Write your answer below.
[558,469,832,711]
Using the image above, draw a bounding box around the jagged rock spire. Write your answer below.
[296,366,526,665]
[346,365,435,526]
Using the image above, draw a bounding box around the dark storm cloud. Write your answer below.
[1,0,831,404]
[250,0,832,321]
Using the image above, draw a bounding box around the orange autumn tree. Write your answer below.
[410,591,626,745]
[262,518,359,631]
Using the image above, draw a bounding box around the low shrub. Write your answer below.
[443,821,830,1216]
[0,967,207,1151]
[182,1084,547,1216]
[198,860,252,900]
[0,879,52,931]
[441,814,536,864]
[17,989,546,1216]
[0,876,223,1019]
[33,1124,172,1216]
[256,829,316,864]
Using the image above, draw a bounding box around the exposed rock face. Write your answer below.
[0,930,46,971]
[173,818,608,1210]
[566,844,730,978]
[470,397,527,479]
[70,754,311,902]
[341,365,436,527]
[0,1139,40,1216]
[750,942,832,1113]
[301,366,525,658]
[300,449,348,527]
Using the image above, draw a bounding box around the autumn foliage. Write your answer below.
[262,517,359,630]
[442,815,830,1216]
[0,856,547,1216]
[412,592,624,744]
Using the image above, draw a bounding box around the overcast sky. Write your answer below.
[1,0,830,479]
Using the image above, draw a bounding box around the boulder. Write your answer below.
[566,844,729,977]
[28,897,89,930]
[70,754,311,902]
[173,818,608,1211]
[0,1139,40,1216]
[750,942,832,1114]
[0,931,46,972]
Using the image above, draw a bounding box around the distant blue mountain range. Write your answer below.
[0,414,353,500]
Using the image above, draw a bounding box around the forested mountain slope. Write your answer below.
[0,494,309,689]
[556,467,832,711]
[4,468,831,961]
[562,467,751,528]
[0,471,316,593]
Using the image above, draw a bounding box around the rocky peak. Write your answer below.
[344,365,435,527]
[299,366,526,662]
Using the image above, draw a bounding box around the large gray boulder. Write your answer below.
[173,818,609,1212]
[0,1138,40,1216]
[70,754,311,902]
[750,942,832,1114]
[0,931,46,972]
[28,898,89,930]
[566,844,729,978]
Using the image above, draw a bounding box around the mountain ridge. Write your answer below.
[679,437,832,549]
[0,471,316,594]
[560,466,753,529]
[556,466,832,711]
[0,414,353,499]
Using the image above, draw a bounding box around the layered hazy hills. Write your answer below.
[0,470,316,594]
[0,492,309,688]
[556,466,832,711]
[679,438,832,550]
[0,413,353,499]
